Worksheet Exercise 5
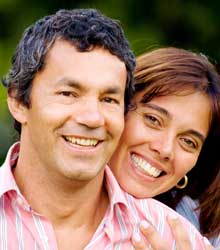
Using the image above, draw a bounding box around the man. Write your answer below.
[1,9,210,250]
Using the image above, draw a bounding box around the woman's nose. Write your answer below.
[149,132,175,161]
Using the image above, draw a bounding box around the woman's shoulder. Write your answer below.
[176,195,200,229]
[176,196,220,248]
[177,195,199,210]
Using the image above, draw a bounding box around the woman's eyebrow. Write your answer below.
[186,129,206,144]
[141,103,171,119]
[142,103,206,143]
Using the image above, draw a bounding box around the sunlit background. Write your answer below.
[1,0,220,164]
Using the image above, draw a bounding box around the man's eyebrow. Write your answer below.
[141,103,171,119]
[55,78,83,90]
[104,86,124,95]
[55,78,123,95]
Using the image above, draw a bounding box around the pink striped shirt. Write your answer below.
[0,143,208,249]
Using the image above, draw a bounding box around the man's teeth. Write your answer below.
[65,136,98,146]
[131,154,162,177]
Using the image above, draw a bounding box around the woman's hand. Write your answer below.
[132,215,214,250]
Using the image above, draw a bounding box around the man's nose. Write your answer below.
[74,99,105,129]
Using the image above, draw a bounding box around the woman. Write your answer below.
[109,47,220,248]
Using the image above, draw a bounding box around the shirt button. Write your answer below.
[17,197,31,211]
[43,236,48,243]
[17,197,24,206]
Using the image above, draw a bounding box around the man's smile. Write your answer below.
[64,135,100,147]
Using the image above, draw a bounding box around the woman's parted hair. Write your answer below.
[134,47,220,238]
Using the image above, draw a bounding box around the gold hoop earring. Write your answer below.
[176,175,188,189]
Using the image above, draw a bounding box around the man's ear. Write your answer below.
[7,94,28,124]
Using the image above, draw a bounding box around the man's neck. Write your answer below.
[13,153,109,249]
[14,159,108,219]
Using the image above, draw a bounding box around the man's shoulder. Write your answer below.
[104,166,182,219]
[0,142,20,197]
[125,194,178,217]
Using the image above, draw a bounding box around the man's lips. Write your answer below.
[63,135,100,147]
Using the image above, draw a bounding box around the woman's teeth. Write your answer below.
[64,136,98,146]
[131,154,162,177]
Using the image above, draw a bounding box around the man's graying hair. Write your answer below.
[3,9,136,134]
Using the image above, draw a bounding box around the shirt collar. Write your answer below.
[104,165,129,218]
[0,143,130,215]
[0,142,21,197]
[101,166,133,242]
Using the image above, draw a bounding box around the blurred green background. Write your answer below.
[1,0,220,164]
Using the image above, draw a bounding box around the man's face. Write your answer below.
[18,40,126,183]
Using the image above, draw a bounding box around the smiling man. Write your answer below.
[0,8,211,250]
[17,41,126,184]
[1,9,135,249]
[9,40,127,250]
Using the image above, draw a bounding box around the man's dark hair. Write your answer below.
[3,9,136,134]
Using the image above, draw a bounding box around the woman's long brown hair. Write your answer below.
[134,47,220,238]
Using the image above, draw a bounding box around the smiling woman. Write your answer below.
[109,47,220,247]
[112,92,211,198]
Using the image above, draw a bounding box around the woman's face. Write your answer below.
[110,90,211,198]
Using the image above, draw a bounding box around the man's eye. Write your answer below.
[102,97,118,104]
[60,91,76,97]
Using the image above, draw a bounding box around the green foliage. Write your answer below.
[0,0,220,164]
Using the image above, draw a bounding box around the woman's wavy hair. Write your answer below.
[134,47,220,238]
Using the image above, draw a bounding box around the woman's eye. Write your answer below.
[182,138,197,149]
[144,114,160,126]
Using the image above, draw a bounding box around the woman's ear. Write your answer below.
[7,93,28,125]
